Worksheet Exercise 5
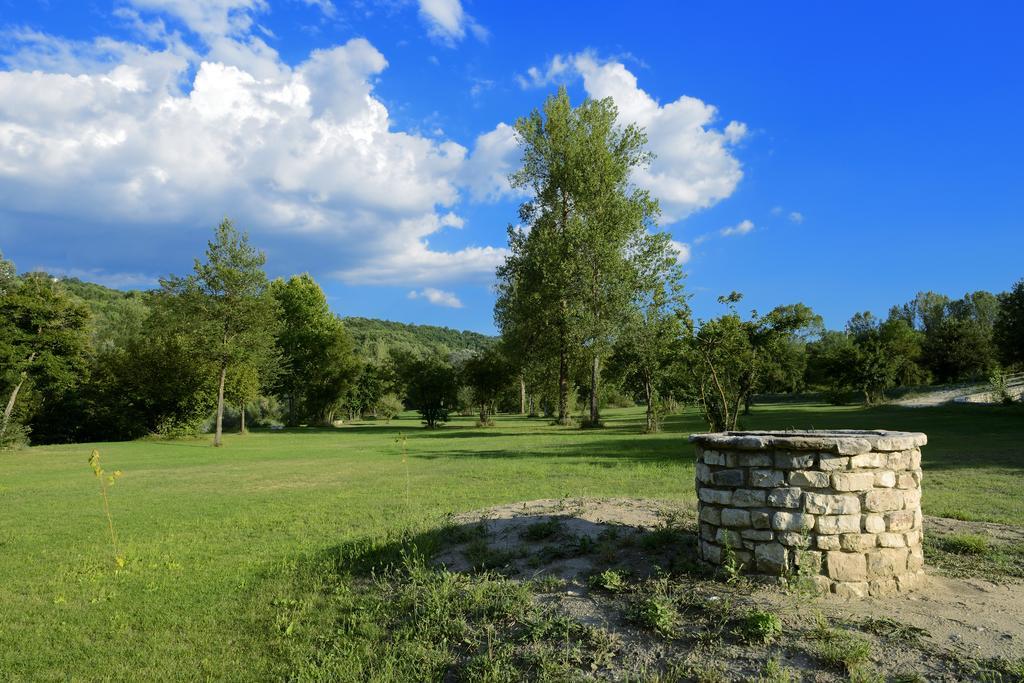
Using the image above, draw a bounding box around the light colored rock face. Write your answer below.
[691,429,926,597]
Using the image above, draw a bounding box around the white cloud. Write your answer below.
[301,0,337,19]
[408,286,463,308]
[512,52,746,223]
[461,122,526,202]
[417,0,487,46]
[788,211,804,224]
[126,0,267,38]
[0,21,505,287]
[720,219,754,237]
[37,266,159,289]
[670,240,691,264]
[771,205,783,216]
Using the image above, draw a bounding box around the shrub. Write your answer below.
[375,394,404,423]
[735,609,783,644]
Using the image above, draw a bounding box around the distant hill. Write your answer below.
[342,316,496,361]
[53,275,495,360]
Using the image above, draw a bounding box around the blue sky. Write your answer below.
[0,1,1021,333]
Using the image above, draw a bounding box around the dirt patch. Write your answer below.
[434,498,1024,680]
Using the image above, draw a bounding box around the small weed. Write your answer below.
[757,657,798,683]
[808,619,873,673]
[520,518,562,542]
[734,608,782,644]
[588,569,628,592]
[464,538,522,571]
[530,575,566,593]
[629,594,677,636]
[87,449,124,568]
[889,671,927,683]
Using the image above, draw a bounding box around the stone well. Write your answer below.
[689,430,926,598]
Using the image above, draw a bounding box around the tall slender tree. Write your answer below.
[495,88,659,426]
[162,219,280,447]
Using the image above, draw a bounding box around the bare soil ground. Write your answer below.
[434,498,1024,681]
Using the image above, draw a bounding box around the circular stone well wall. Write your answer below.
[689,430,926,598]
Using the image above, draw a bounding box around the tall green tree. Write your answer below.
[462,346,513,426]
[406,357,459,428]
[495,88,659,426]
[0,272,91,445]
[995,278,1024,369]
[607,232,689,432]
[162,220,281,446]
[270,273,358,426]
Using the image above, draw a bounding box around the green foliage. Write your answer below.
[375,393,405,423]
[0,271,92,445]
[462,346,514,426]
[406,357,459,428]
[629,594,677,636]
[343,316,494,361]
[587,569,628,592]
[808,620,873,673]
[938,532,991,555]
[995,278,1024,369]
[734,609,782,644]
[161,219,281,445]
[270,274,357,426]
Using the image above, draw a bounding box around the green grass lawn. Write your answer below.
[0,402,1021,680]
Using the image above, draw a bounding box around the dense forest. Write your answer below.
[2,90,1022,448]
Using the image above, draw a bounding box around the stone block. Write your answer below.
[826,552,867,581]
[774,451,816,469]
[832,581,869,598]
[721,508,751,528]
[867,548,908,576]
[778,532,813,547]
[818,455,850,471]
[868,578,899,597]
[902,489,922,509]
[750,469,785,488]
[767,487,802,508]
[817,535,841,550]
[701,541,722,563]
[698,506,721,526]
[755,542,788,574]
[877,533,906,548]
[832,472,876,492]
[873,470,896,488]
[804,493,860,515]
[741,529,774,541]
[698,487,732,505]
[715,528,744,548]
[897,472,917,489]
[703,450,725,466]
[914,509,923,529]
[771,511,814,532]
[789,470,830,488]
[909,448,922,469]
[908,546,924,572]
[816,515,861,535]
[863,514,886,533]
[726,452,773,467]
[731,489,767,507]
[849,452,885,468]
[751,511,771,530]
[888,451,911,470]
[904,529,922,546]
[793,549,823,571]
[839,533,877,552]
[695,462,713,484]
[886,510,915,532]
[700,523,715,541]
[712,469,745,487]
[896,572,923,592]
[864,489,904,513]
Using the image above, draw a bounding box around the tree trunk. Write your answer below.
[239,403,246,434]
[214,363,227,447]
[557,344,570,424]
[519,376,526,415]
[1,352,35,443]
[644,380,656,433]
[589,354,600,425]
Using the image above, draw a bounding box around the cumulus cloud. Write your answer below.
[417,0,487,46]
[510,52,746,223]
[461,122,526,202]
[788,211,804,224]
[720,219,754,237]
[0,18,506,287]
[408,286,463,308]
[670,240,691,264]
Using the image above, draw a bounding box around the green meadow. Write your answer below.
[1,402,1021,680]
